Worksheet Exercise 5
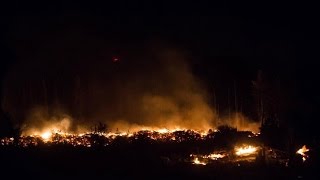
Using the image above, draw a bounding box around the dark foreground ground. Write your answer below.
[1,145,319,180]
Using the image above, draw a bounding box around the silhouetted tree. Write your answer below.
[252,70,268,126]
[252,70,292,127]
[97,122,107,133]
[253,70,290,150]
[217,125,237,134]
[91,122,108,134]
[0,110,21,138]
[260,115,287,150]
[214,125,237,149]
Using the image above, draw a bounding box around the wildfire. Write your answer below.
[296,145,309,162]
[207,153,226,160]
[235,145,258,156]
[190,145,261,165]
[156,128,170,134]
[190,151,227,166]
[40,131,52,141]
[0,125,260,149]
[192,157,207,165]
[0,128,218,147]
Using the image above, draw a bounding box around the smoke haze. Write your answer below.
[2,43,224,133]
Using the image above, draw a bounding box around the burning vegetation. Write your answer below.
[234,145,259,156]
[296,145,309,162]
[0,48,317,179]
[1,128,215,147]
[0,118,316,179]
[0,124,294,167]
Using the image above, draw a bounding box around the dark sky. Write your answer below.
[1,1,319,137]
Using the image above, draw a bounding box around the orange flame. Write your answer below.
[235,145,258,156]
[192,157,207,165]
[296,145,309,162]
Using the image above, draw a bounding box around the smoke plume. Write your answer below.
[2,44,219,134]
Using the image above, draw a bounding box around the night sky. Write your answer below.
[1,1,319,138]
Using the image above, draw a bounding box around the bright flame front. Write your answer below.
[193,157,207,165]
[207,153,226,160]
[40,131,52,141]
[235,145,258,156]
[296,145,309,162]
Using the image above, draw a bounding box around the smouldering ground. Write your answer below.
[0,129,317,179]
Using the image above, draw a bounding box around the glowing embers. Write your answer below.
[0,137,14,145]
[190,144,260,166]
[192,157,207,165]
[207,153,226,160]
[4,129,212,148]
[296,145,309,162]
[190,151,227,165]
[234,145,259,156]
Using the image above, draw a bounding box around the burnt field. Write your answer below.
[0,145,317,179]
[1,130,319,179]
